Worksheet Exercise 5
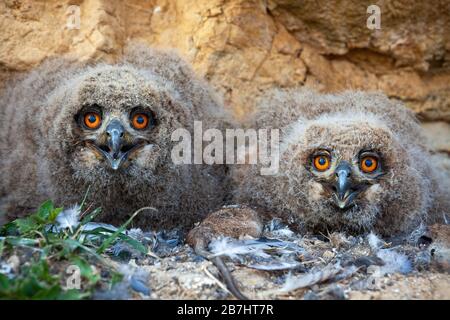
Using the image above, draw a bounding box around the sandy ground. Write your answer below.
[97,222,450,300]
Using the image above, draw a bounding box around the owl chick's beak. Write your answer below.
[329,161,366,210]
[87,119,145,170]
[104,119,126,170]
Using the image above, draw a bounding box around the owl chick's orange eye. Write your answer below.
[361,156,378,173]
[313,155,331,171]
[83,112,101,129]
[131,113,149,130]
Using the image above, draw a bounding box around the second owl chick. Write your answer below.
[188,89,450,247]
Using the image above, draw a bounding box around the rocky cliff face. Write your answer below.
[1,0,449,152]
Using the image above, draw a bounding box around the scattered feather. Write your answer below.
[95,262,151,299]
[278,263,357,293]
[208,236,309,275]
[55,204,81,231]
[222,204,242,209]
[367,232,383,251]
[264,219,295,238]
[126,228,145,241]
[209,237,271,260]
[376,249,412,275]
[247,261,303,271]
[0,262,14,279]
[443,213,449,225]
[209,237,304,259]
[367,233,412,275]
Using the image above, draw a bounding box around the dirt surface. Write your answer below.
[97,221,450,300]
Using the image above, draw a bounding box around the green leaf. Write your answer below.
[0,259,61,299]
[3,236,40,247]
[15,217,38,235]
[49,207,63,222]
[81,226,115,239]
[56,289,90,300]
[0,221,19,236]
[36,200,54,222]
[80,207,102,225]
[60,239,103,261]
[0,238,4,257]
[83,226,147,254]
[117,234,147,254]
[96,208,147,254]
[0,201,150,300]
[79,185,92,211]
[0,274,10,291]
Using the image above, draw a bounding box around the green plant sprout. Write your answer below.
[0,195,147,299]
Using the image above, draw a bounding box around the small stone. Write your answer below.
[322,250,335,260]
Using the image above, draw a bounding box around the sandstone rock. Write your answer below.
[0,0,449,127]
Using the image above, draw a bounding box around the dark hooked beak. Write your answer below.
[104,119,126,170]
[86,119,146,170]
[331,161,362,210]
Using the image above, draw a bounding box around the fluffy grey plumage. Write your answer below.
[233,89,450,236]
[0,44,230,230]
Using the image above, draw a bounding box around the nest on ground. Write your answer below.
[81,219,450,300]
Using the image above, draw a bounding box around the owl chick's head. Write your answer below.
[280,111,425,234]
[235,89,439,236]
[43,63,192,185]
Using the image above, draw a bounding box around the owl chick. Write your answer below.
[188,89,450,246]
[0,44,230,230]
